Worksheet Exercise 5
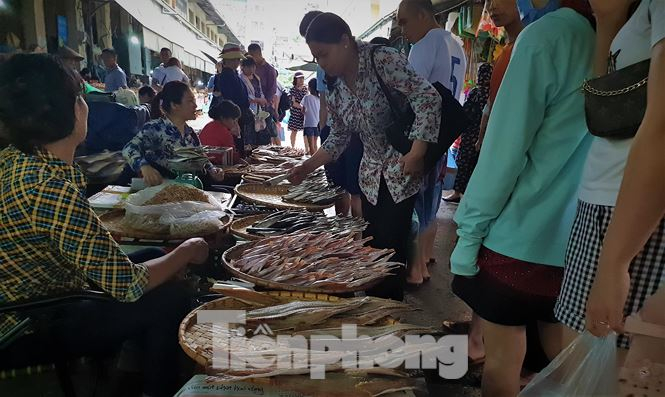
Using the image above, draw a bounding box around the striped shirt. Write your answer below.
[0,146,149,338]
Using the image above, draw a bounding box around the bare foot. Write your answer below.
[407,267,423,285]
[421,263,431,280]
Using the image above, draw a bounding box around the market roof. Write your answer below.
[194,0,242,45]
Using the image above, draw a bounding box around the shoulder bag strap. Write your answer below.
[369,45,403,120]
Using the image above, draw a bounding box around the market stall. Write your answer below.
[84,144,437,396]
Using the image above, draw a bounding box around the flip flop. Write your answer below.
[443,196,461,203]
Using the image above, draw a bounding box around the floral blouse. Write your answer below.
[122,117,212,173]
[322,41,441,205]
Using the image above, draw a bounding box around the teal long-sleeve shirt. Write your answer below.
[450,8,595,276]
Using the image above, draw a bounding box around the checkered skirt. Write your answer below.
[555,200,665,348]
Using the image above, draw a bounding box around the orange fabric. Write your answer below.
[489,43,515,106]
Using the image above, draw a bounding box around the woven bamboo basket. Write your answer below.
[234,183,332,211]
[220,239,383,294]
[229,214,269,241]
[100,209,232,240]
[179,292,341,369]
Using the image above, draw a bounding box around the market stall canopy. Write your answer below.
[287,62,318,72]
[114,0,222,74]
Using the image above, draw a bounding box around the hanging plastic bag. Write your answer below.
[519,331,618,397]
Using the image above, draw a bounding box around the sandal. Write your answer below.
[618,315,665,397]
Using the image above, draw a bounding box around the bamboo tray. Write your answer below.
[179,292,342,369]
[220,240,383,294]
[100,209,232,240]
[229,214,269,241]
[234,183,332,211]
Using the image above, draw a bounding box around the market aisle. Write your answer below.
[404,193,482,397]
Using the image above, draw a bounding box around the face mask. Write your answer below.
[517,0,560,26]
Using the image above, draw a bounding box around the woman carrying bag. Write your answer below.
[289,12,441,301]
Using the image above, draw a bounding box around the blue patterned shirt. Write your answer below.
[122,117,211,173]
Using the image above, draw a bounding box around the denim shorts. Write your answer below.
[303,127,320,137]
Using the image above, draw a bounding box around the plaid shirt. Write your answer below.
[0,146,149,338]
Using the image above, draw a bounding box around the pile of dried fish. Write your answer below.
[242,162,298,183]
[246,210,368,237]
[169,147,210,172]
[253,145,307,159]
[75,151,126,183]
[187,291,437,383]
[228,233,403,289]
[282,178,346,205]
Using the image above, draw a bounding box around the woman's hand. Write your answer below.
[399,150,425,177]
[209,167,225,182]
[585,267,631,337]
[287,164,310,185]
[140,165,164,186]
[181,237,210,265]
[256,98,268,107]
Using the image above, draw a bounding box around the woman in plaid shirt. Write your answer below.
[0,54,207,397]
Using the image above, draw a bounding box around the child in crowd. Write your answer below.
[301,78,321,155]
[199,100,242,164]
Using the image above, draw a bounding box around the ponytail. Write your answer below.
[150,91,163,119]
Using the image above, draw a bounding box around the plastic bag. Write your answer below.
[519,331,618,397]
[122,184,226,236]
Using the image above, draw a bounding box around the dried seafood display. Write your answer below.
[282,177,346,205]
[181,292,437,384]
[252,145,307,160]
[169,147,210,172]
[226,233,403,290]
[75,151,126,184]
[144,183,209,205]
[245,210,367,237]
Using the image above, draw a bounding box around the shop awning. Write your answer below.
[115,0,221,72]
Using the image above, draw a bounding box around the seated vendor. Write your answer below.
[122,80,225,186]
[0,54,209,397]
[199,99,242,164]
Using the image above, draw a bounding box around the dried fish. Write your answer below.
[246,210,368,237]
[282,179,346,205]
[229,233,403,290]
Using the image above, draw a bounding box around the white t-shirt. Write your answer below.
[578,0,664,206]
[161,66,190,85]
[408,28,467,99]
[301,94,320,128]
[152,64,166,86]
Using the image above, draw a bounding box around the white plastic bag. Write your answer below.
[519,331,618,397]
[122,183,226,236]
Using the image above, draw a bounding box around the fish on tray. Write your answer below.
[229,233,404,290]
[246,210,368,237]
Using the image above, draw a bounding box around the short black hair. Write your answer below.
[401,0,436,16]
[101,48,117,57]
[160,47,172,54]
[150,81,190,119]
[241,55,256,68]
[299,10,324,37]
[138,86,156,98]
[0,54,82,154]
[208,99,241,121]
[307,78,318,97]
[369,37,391,46]
[247,43,262,53]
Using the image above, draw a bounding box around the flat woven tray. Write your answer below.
[234,183,331,211]
[100,209,232,240]
[179,292,341,369]
[220,239,382,294]
[229,214,268,241]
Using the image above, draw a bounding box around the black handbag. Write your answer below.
[369,45,470,171]
[582,58,649,140]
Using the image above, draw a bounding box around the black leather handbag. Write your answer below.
[369,45,470,171]
[582,58,649,140]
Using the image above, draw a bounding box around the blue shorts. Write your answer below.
[414,157,446,232]
[303,127,320,137]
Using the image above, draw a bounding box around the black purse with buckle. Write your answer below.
[582,58,649,140]
[369,45,470,171]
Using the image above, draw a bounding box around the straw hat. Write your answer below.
[220,43,244,60]
[57,46,84,61]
